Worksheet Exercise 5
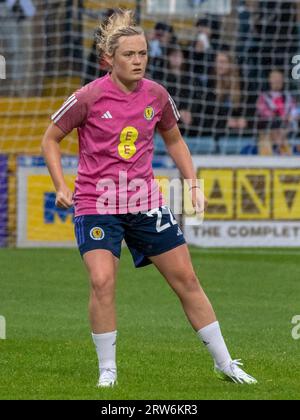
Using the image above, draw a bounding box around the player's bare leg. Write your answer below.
[84,250,118,333]
[150,244,216,330]
[150,245,257,384]
[84,250,119,387]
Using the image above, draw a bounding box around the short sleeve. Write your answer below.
[51,89,89,134]
[157,91,181,132]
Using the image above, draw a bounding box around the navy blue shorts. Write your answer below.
[74,206,186,268]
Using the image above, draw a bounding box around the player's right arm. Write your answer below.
[41,122,73,209]
[42,86,91,209]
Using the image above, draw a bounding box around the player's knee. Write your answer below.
[90,272,115,300]
[170,269,200,293]
[181,272,201,293]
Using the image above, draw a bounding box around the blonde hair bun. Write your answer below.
[96,9,144,58]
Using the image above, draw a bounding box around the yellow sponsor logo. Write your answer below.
[198,168,300,220]
[199,169,234,219]
[236,169,271,220]
[118,126,139,160]
[273,170,300,220]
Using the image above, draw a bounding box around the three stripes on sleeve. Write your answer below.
[51,94,78,124]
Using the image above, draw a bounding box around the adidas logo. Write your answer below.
[101,111,113,119]
[177,226,183,236]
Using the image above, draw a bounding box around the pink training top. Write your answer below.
[51,74,180,216]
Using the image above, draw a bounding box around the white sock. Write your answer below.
[197,321,232,370]
[92,330,117,373]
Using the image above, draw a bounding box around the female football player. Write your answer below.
[42,9,257,387]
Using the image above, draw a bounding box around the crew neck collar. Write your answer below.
[107,73,143,97]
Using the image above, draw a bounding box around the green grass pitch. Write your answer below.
[0,247,299,400]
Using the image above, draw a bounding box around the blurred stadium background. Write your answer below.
[0,0,300,248]
[1,0,300,401]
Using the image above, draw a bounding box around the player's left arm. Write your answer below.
[159,124,208,213]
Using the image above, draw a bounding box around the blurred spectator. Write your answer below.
[193,50,247,150]
[189,17,215,85]
[194,17,212,54]
[294,144,300,155]
[0,0,36,95]
[147,22,177,77]
[257,69,298,155]
[203,15,221,51]
[153,45,201,136]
